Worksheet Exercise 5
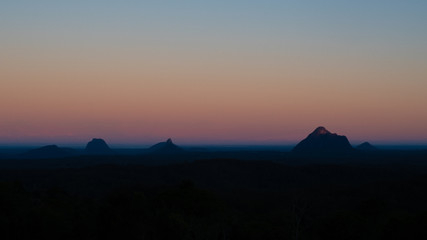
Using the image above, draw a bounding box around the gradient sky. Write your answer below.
[1,1,427,146]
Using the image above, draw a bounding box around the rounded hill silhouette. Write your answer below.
[148,138,183,154]
[24,145,75,159]
[85,138,113,155]
[292,126,354,154]
[356,142,378,151]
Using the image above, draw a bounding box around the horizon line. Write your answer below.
[1,141,427,148]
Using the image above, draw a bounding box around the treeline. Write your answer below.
[2,159,427,239]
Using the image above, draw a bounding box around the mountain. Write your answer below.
[148,138,183,154]
[85,138,113,155]
[356,142,378,151]
[23,145,75,159]
[292,126,354,154]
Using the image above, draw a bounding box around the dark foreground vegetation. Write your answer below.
[1,151,427,239]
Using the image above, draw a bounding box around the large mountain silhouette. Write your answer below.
[23,145,76,159]
[85,138,113,155]
[148,138,183,154]
[292,127,354,154]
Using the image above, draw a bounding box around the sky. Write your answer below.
[1,1,427,146]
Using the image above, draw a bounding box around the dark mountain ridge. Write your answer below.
[292,126,354,154]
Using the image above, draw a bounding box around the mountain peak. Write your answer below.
[148,138,183,154]
[312,126,331,136]
[293,127,353,154]
[85,138,112,154]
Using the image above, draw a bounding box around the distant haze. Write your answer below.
[1,1,427,145]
